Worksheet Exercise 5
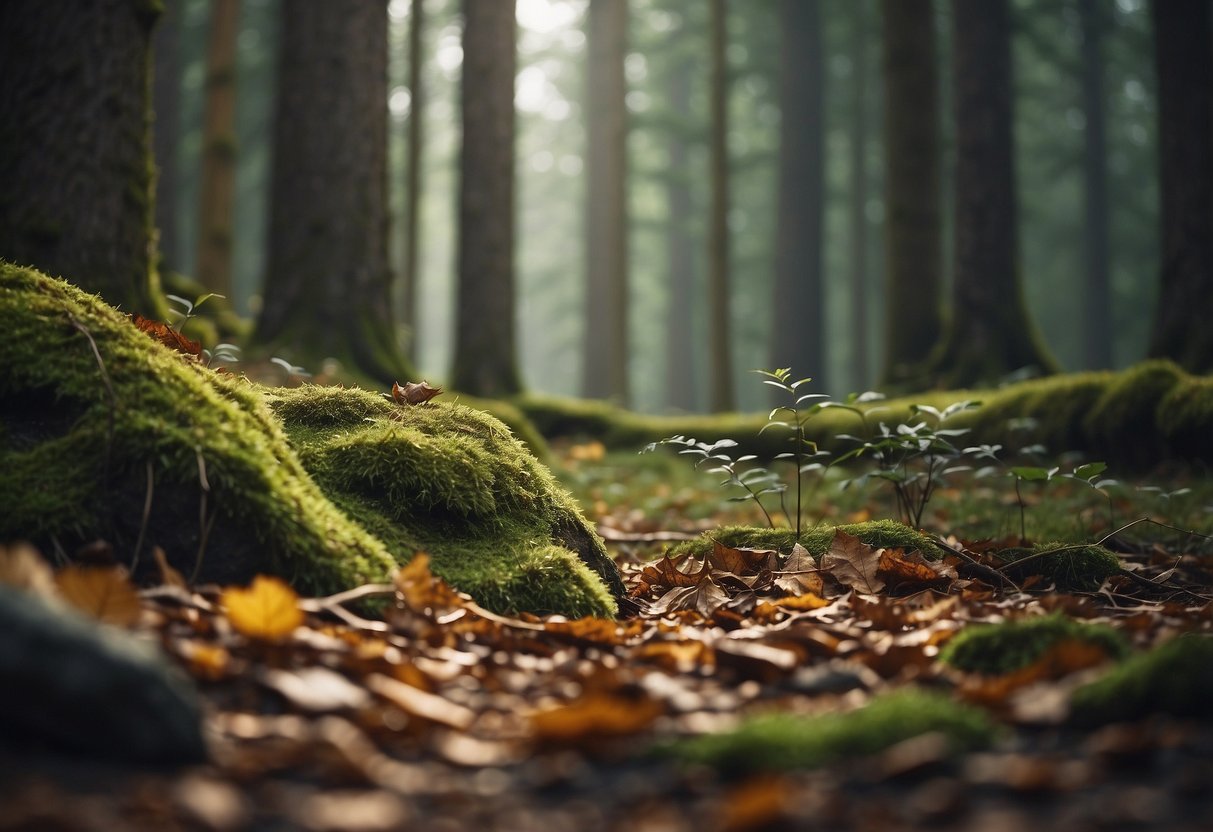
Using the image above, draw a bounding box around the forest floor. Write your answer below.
[3,442,1213,832]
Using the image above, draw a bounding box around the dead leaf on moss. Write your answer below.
[130,313,203,360]
[56,564,141,626]
[821,530,885,594]
[391,380,443,405]
[394,553,466,614]
[709,540,779,576]
[222,575,303,641]
[774,542,824,596]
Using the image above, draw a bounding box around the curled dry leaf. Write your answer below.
[393,553,465,614]
[222,575,304,641]
[391,380,443,406]
[709,540,779,576]
[130,313,203,360]
[877,548,956,591]
[56,564,142,626]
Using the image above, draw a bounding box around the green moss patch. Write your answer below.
[1069,635,1213,727]
[940,614,1128,676]
[668,520,947,561]
[993,542,1121,591]
[667,689,996,773]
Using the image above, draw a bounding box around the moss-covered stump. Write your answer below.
[667,520,949,562]
[0,265,620,617]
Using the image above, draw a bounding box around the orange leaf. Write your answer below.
[394,553,465,613]
[130,313,203,360]
[222,575,303,641]
[56,565,141,626]
[530,693,664,743]
[710,540,778,576]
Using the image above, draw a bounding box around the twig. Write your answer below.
[69,316,117,475]
[129,461,155,574]
[927,533,1021,591]
[189,449,213,585]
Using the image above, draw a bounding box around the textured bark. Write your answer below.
[665,59,698,412]
[879,0,943,386]
[196,0,241,298]
[582,0,630,405]
[451,0,522,397]
[153,0,183,274]
[708,0,735,412]
[771,0,825,393]
[1079,0,1112,370]
[848,0,871,389]
[930,0,1056,388]
[0,0,163,316]
[256,0,413,384]
[1147,0,1213,372]
[401,0,425,362]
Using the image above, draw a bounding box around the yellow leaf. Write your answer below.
[222,575,303,641]
[56,565,141,626]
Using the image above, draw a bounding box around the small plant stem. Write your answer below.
[1015,479,1027,542]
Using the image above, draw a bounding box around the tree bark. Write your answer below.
[256,0,413,385]
[452,0,522,397]
[771,0,825,393]
[0,0,163,316]
[582,0,630,405]
[708,0,735,412]
[929,0,1056,388]
[1147,0,1213,372]
[196,0,241,299]
[848,0,871,389]
[665,58,698,412]
[1079,0,1112,370]
[879,0,943,387]
[401,0,425,363]
[153,0,183,275]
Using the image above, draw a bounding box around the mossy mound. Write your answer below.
[993,542,1121,591]
[0,265,619,617]
[667,520,948,561]
[939,614,1128,676]
[667,689,997,773]
[1069,635,1213,726]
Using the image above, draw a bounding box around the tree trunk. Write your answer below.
[0,0,163,316]
[451,0,522,397]
[879,0,943,387]
[401,0,425,363]
[1079,0,1112,370]
[1147,0,1213,372]
[582,0,630,405]
[153,0,183,275]
[256,0,413,385]
[771,0,825,393]
[196,0,241,299]
[848,0,871,390]
[708,0,735,412]
[929,0,1056,388]
[665,58,698,412]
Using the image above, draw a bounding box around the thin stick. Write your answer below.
[130,461,154,574]
[69,316,117,475]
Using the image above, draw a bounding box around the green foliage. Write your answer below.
[667,689,997,773]
[940,614,1129,675]
[1069,636,1213,726]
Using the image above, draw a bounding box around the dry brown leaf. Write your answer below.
[0,542,56,598]
[56,564,141,626]
[821,530,886,594]
[709,540,779,576]
[130,313,203,360]
[958,638,1114,706]
[648,572,730,617]
[260,667,372,713]
[366,673,475,730]
[530,693,664,743]
[153,546,188,589]
[391,380,443,405]
[632,554,702,596]
[222,575,304,641]
[394,553,465,613]
[878,548,952,589]
[774,543,824,596]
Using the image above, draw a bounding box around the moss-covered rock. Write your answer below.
[667,519,948,561]
[666,689,997,773]
[939,614,1128,676]
[1069,635,1213,726]
[0,264,620,617]
[993,542,1121,591]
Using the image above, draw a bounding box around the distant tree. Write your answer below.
[153,0,183,274]
[196,0,240,298]
[0,0,163,315]
[256,0,414,384]
[1147,0,1213,372]
[451,0,522,397]
[665,56,699,412]
[879,0,943,387]
[1079,0,1112,370]
[708,0,735,411]
[582,0,630,405]
[848,0,871,389]
[771,0,825,393]
[401,0,425,363]
[928,0,1056,388]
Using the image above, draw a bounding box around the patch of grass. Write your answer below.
[992,542,1122,591]
[939,614,1129,675]
[1069,635,1213,727]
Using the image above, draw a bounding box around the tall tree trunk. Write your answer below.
[929,0,1056,388]
[708,0,735,412]
[1147,0,1213,372]
[848,0,871,389]
[256,0,413,384]
[196,0,241,298]
[153,0,183,275]
[665,58,698,412]
[0,0,163,316]
[452,0,522,397]
[582,0,630,405]
[771,0,825,392]
[401,0,425,363]
[1079,0,1112,370]
[879,0,942,387]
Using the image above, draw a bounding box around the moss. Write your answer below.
[1158,375,1213,462]
[993,542,1121,591]
[1069,635,1213,726]
[668,520,948,562]
[940,614,1128,675]
[1082,360,1186,468]
[667,689,996,773]
[0,265,619,617]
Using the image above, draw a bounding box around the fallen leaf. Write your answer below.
[878,548,953,590]
[130,313,203,360]
[222,575,303,641]
[260,667,372,712]
[632,554,702,596]
[709,540,779,576]
[0,542,56,598]
[821,530,886,594]
[957,638,1114,706]
[774,543,824,596]
[530,693,664,743]
[153,546,187,589]
[392,380,443,405]
[648,572,730,617]
[366,673,475,730]
[56,565,141,626]
[394,553,465,613]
